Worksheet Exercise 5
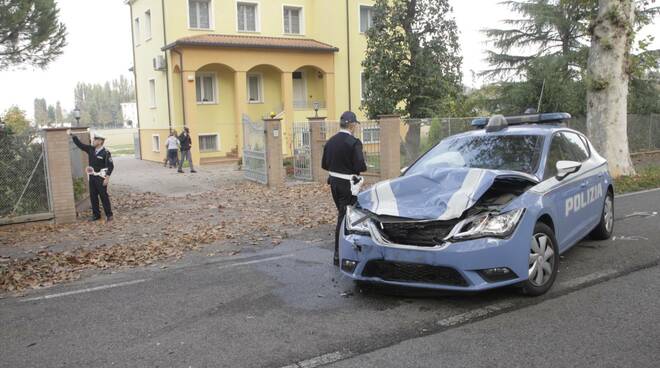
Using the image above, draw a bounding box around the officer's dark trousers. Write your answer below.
[329,177,356,261]
[89,176,113,219]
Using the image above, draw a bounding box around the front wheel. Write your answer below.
[590,191,614,240]
[520,223,559,296]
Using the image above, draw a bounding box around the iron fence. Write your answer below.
[567,115,660,153]
[291,121,312,181]
[0,130,52,224]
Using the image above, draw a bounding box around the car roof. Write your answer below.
[451,123,581,139]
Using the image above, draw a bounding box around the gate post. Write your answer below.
[43,128,77,224]
[378,115,402,181]
[308,116,326,183]
[264,118,284,187]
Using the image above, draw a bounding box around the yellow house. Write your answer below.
[127,0,375,166]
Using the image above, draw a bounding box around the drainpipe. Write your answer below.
[345,0,352,111]
[171,48,187,127]
[161,0,173,131]
[128,1,142,159]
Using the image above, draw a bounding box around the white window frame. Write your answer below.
[360,71,367,101]
[282,4,304,35]
[134,17,141,45]
[187,0,214,30]
[144,10,152,40]
[362,127,380,144]
[358,4,374,34]
[198,133,221,152]
[246,73,263,103]
[151,134,161,152]
[195,72,218,104]
[236,1,260,33]
[148,79,156,108]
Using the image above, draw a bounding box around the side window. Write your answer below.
[561,132,589,162]
[544,134,566,180]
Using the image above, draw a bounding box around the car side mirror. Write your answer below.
[556,160,581,179]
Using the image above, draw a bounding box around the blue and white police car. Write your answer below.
[339,113,614,296]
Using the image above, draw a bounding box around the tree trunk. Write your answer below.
[586,0,635,177]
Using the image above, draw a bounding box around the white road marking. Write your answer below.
[218,254,294,270]
[560,269,619,288]
[616,187,660,198]
[280,351,348,368]
[436,301,514,327]
[20,279,150,302]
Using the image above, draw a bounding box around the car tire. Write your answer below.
[520,222,559,296]
[590,190,614,240]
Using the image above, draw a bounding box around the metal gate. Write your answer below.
[0,131,53,225]
[291,121,312,181]
[242,115,268,184]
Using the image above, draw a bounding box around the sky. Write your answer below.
[0,0,658,120]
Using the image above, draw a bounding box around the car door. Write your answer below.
[542,132,585,250]
[561,132,603,233]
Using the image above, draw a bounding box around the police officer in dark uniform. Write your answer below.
[322,111,367,266]
[70,131,114,222]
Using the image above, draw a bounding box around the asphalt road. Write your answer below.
[1,189,659,368]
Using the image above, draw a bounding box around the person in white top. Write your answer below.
[165,130,180,168]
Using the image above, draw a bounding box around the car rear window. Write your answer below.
[407,134,544,175]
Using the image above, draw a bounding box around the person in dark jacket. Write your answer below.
[322,111,367,266]
[70,131,114,222]
[177,127,197,173]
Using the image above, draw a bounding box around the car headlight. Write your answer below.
[451,208,525,241]
[345,206,371,236]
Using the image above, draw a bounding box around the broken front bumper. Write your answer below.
[338,212,535,291]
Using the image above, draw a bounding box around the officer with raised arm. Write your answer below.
[322,111,367,266]
[69,131,114,222]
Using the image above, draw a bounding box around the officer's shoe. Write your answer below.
[106,216,113,223]
[191,170,197,173]
[89,216,101,222]
[177,169,184,173]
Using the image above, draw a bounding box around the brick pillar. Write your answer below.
[264,118,284,187]
[378,115,402,181]
[43,128,77,224]
[308,116,326,183]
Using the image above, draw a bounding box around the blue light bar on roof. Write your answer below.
[471,112,572,128]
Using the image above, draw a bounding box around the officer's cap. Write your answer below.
[340,111,360,127]
[93,134,106,141]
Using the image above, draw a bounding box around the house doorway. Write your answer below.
[292,71,307,109]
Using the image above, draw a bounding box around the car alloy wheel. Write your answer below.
[528,233,555,287]
[604,195,613,233]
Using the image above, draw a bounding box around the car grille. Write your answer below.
[376,220,458,247]
[362,260,468,286]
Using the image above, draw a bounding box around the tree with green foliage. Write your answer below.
[55,100,63,125]
[1,106,30,134]
[361,0,463,157]
[33,97,47,126]
[0,0,67,70]
[73,75,135,128]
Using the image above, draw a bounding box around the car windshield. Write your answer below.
[407,134,544,175]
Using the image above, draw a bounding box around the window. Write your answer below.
[359,5,373,33]
[237,2,258,32]
[134,18,140,44]
[247,74,263,103]
[199,134,219,152]
[362,127,380,143]
[562,132,590,162]
[144,10,152,39]
[195,72,217,103]
[148,79,156,107]
[189,0,211,29]
[283,6,302,34]
[151,134,160,152]
[360,72,367,100]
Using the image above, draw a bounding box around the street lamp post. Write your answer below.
[313,101,320,118]
[73,107,81,127]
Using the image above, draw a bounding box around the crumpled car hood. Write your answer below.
[357,167,538,220]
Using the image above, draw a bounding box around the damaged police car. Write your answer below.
[339,113,614,296]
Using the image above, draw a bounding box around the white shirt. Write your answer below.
[339,129,353,136]
[166,136,180,150]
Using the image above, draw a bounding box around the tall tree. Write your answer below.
[33,97,47,126]
[1,106,30,134]
[46,104,55,125]
[0,0,67,70]
[55,100,63,126]
[362,0,462,156]
[73,76,135,128]
[586,0,637,177]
